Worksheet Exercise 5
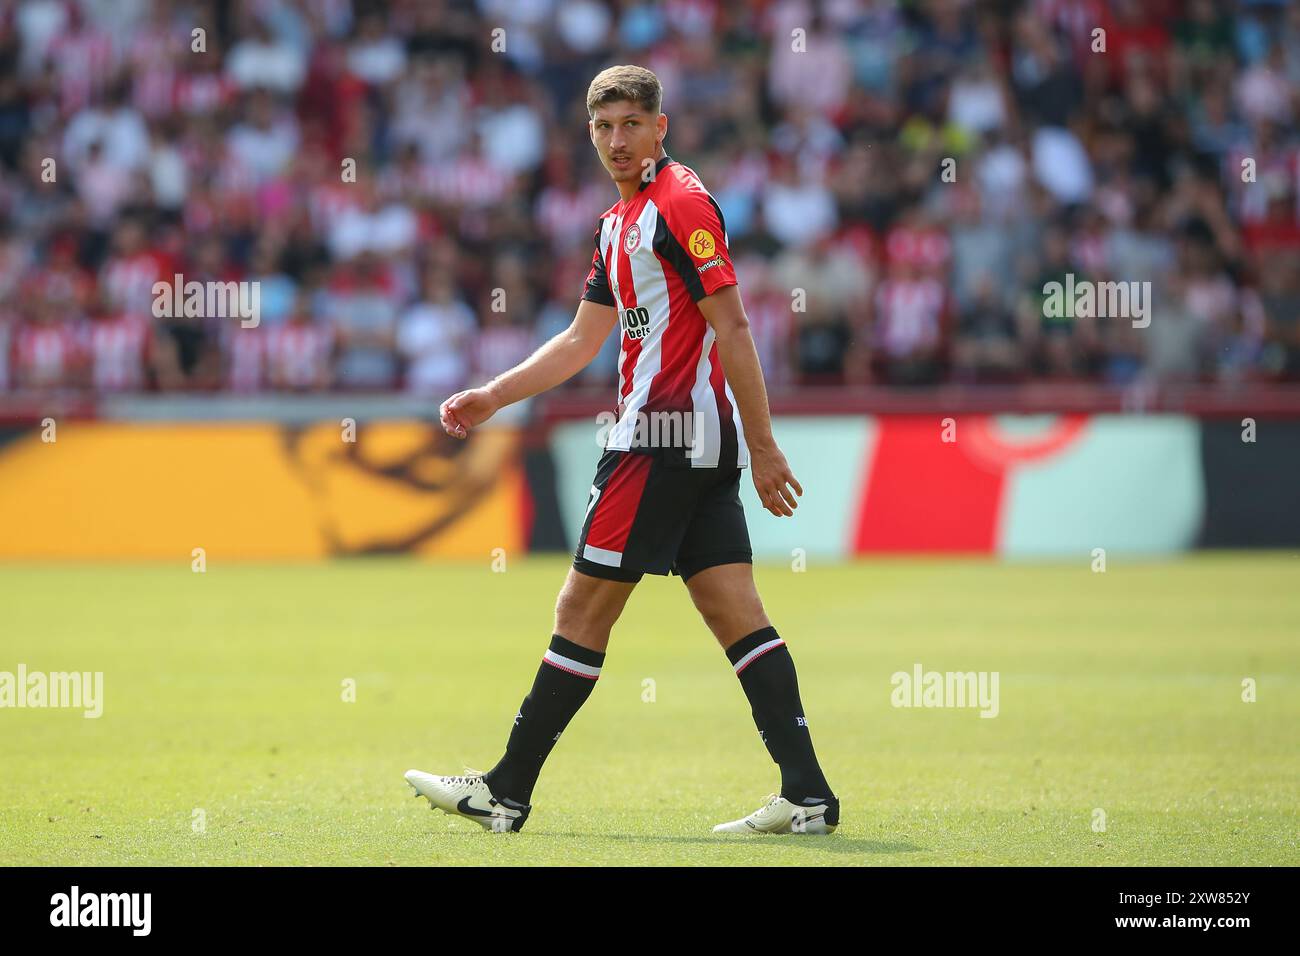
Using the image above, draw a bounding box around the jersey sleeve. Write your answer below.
[653,187,737,302]
[580,227,616,306]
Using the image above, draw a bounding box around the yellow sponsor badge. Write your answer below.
[688,228,716,260]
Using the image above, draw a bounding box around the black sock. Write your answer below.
[482,635,604,805]
[726,626,833,805]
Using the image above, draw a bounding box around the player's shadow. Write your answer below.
[534,832,923,854]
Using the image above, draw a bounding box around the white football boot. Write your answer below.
[404,767,531,833]
[713,792,839,834]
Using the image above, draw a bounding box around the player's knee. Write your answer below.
[553,587,588,637]
[688,589,731,640]
[689,585,767,643]
[554,576,622,649]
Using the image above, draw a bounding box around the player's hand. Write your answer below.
[750,443,802,517]
[439,387,501,439]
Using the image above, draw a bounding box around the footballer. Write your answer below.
[406,65,838,835]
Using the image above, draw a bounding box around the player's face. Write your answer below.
[589,102,667,185]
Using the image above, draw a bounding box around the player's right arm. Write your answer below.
[439,297,618,439]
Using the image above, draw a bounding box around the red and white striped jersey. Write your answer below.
[12,320,85,387]
[173,70,238,116]
[101,252,166,315]
[581,155,748,469]
[265,322,335,390]
[49,28,117,116]
[88,314,151,391]
[874,278,947,357]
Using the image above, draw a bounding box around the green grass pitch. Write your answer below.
[1,554,1296,866]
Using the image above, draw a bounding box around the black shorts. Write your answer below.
[572,448,752,584]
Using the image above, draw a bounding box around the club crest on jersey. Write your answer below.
[688,229,715,259]
[623,223,642,254]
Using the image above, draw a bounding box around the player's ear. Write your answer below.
[656,112,667,148]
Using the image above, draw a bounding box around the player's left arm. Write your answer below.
[699,286,802,518]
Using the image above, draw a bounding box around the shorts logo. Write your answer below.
[624,224,641,254]
[688,229,715,259]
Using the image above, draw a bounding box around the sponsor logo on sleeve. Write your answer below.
[688,229,716,259]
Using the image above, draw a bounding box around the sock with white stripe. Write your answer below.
[726,626,833,805]
[482,634,604,805]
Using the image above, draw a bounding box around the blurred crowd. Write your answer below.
[0,0,1299,397]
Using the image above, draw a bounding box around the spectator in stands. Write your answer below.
[11,296,84,390]
[265,290,334,392]
[871,245,950,387]
[327,252,400,390]
[1016,223,1098,380]
[954,273,1021,384]
[86,290,152,392]
[397,267,474,397]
